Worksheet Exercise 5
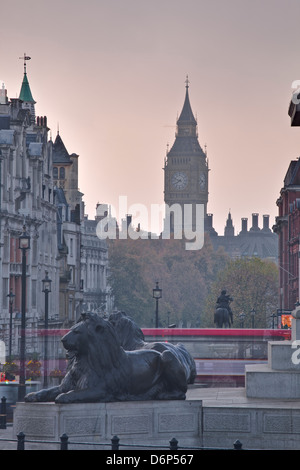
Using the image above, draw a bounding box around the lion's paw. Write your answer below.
[55,393,72,404]
[24,392,38,402]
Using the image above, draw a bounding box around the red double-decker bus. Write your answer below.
[31,327,291,387]
[142,328,291,386]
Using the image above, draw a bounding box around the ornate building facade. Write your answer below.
[0,61,111,368]
[53,133,112,323]
[52,132,84,326]
[0,63,59,359]
[273,94,300,313]
[81,205,112,315]
[273,159,300,311]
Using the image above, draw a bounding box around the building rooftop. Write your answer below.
[207,213,278,261]
[177,77,197,125]
[52,133,72,164]
[19,73,35,103]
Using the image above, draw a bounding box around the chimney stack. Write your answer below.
[262,214,271,232]
[206,213,213,229]
[241,218,248,233]
[250,213,260,231]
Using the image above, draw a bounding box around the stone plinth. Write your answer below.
[188,387,300,450]
[13,400,202,450]
[246,363,300,398]
[245,308,300,398]
[268,340,300,370]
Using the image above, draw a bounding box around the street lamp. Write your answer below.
[7,289,15,359]
[18,225,30,402]
[251,308,256,328]
[152,281,162,328]
[42,271,52,388]
[270,312,277,329]
[239,311,245,328]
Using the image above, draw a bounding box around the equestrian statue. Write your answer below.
[214,290,233,328]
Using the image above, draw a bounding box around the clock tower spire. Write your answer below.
[163,77,208,233]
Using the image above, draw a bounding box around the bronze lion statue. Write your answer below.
[25,312,194,403]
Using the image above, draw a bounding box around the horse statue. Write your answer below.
[214,290,233,328]
[214,308,231,328]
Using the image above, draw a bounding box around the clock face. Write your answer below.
[199,172,206,190]
[171,172,188,190]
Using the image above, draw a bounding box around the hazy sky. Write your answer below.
[2,0,300,234]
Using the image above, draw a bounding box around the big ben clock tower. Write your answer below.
[163,77,208,233]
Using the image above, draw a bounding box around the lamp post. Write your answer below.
[18,226,30,402]
[42,271,52,388]
[251,308,256,328]
[239,311,245,328]
[7,289,15,359]
[270,312,277,329]
[152,281,162,328]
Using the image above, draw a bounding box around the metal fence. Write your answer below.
[0,433,243,450]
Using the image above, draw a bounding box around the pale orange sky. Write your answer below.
[1,0,300,235]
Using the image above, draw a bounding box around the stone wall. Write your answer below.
[13,400,202,450]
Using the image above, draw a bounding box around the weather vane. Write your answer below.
[19,53,31,74]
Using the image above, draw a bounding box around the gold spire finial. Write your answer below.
[185,75,190,88]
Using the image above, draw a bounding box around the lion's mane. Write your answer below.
[108,311,145,350]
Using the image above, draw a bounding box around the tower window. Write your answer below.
[59,167,65,180]
[53,167,58,179]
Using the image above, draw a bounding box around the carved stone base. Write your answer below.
[13,400,202,450]
[245,312,300,399]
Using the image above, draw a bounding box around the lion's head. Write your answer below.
[61,312,128,377]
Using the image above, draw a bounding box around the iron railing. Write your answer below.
[0,433,243,450]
